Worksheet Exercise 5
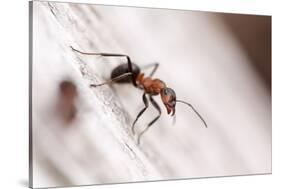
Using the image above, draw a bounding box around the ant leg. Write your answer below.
[141,62,159,77]
[70,46,137,87]
[137,96,161,144]
[132,93,149,135]
[90,72,132,87]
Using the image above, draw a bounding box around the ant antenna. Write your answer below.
[176,100,208,128]
[172,114,177,125]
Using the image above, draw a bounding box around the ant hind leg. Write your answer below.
[70,46,137,87]
[90,72,132,87]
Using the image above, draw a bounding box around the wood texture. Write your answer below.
[31,1,271,188]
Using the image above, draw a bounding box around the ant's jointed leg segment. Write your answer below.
[137,96,161,144]
[90,73,132,87]
[71,46,137,86]
[132,93,149,135]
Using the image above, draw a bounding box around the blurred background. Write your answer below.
[31,1,271,188]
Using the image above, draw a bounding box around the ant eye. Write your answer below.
[162,88,175,96]
[162,88,168,95]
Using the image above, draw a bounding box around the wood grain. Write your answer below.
[31,1,271,188]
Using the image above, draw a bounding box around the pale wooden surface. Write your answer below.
[31,1,271,188]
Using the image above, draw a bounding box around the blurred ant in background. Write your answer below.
[71,46,207,144]
[57,80,78,123]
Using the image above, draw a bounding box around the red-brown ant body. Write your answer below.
[71,46,207,144]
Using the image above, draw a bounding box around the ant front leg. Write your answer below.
[70,46,137,87]
[137,96,161,145]
[132,93,149,135]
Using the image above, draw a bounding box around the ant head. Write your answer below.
[160,87,176,116]
[161,88,208,128]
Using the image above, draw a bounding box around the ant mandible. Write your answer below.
[71,46,207,144]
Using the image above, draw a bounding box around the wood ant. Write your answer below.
[71,46,207,144]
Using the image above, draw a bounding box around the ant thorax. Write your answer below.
[136,73,166,95]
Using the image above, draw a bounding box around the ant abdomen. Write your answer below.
[111,63,140,83]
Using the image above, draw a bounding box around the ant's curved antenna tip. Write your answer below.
[202,121,207,128]
[176,100,208,128]
[172,114,177,125]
